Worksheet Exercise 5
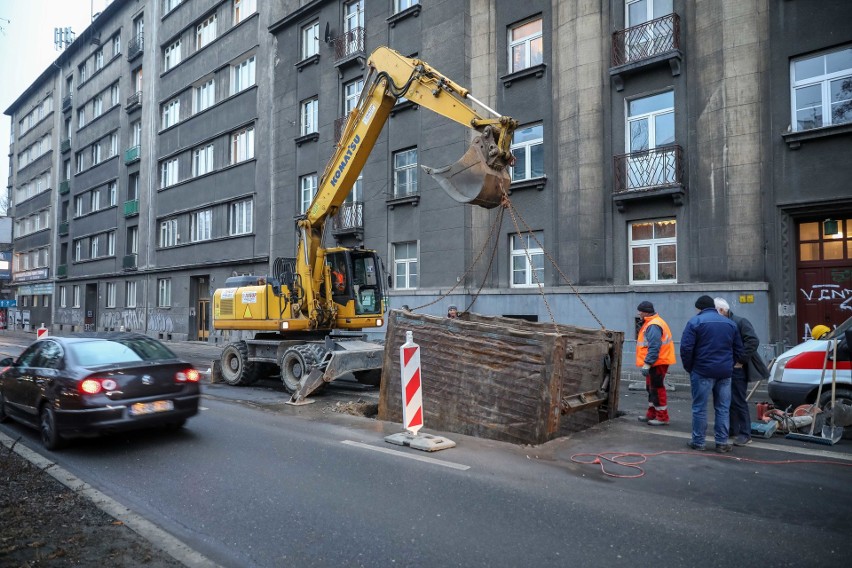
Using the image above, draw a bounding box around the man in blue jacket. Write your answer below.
[680,295,744,453]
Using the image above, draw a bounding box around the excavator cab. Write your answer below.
[325,249,385,317]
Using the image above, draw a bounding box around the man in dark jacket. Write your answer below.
[715,298,770,446]
[680,295,744,453]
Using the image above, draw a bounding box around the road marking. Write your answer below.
[624,424,852,462]
[341,439,471,470]
[0,432,222,568]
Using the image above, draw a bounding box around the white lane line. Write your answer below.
[623,424,852,461]
[341,440,471,470]
[0,432,222,568]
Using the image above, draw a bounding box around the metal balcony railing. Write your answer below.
[59,180,70,194]
[126,91,142,111]
[612,13,680,67]
[333,27,365,63]
[332,201,364,232]
[58,221,69,236]
[57,264,67,278]
[124,145,140,165]
[62,95,72,111]
[122,253,137,270]
[124,199,139,217]
[60,138,71,153]
[613,145,684,193]
[334,115,349,144]
[128,34,144,61]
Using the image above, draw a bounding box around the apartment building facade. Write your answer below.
[4,0,851,352]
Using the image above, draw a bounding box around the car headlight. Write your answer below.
[770,356,791,382]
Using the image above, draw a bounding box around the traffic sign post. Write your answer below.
[37,324,49,340]
[385,331,456,452]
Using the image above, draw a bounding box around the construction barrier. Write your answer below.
[37,324,49,340]
[400,331,424,435]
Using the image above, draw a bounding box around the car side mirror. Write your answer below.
[0,357,16,367]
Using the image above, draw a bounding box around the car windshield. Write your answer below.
[827,317,852,340]
[69,337,178,366]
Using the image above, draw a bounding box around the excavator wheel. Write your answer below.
[220,341,258,386]
[279,344,322,394]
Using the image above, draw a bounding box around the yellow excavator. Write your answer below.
[212,46,517,403]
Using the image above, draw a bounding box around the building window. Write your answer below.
[164,0,182,14]
[59,286,66,308]
[95,49,104,71]
[231,126,255,163]
[127,226,139,254]
[193,144,214,176]
[344,78,364,114]
[798,219,852,261]
[109,132,118,157]
[107,231,116,256]
[230,199,253,235]
[132,120,142,147]
[162,98,180,129]
[126,281,137,308]
[93,94,103,118]
[234,0,256,24]
[73,285,81,308]
[108,181,117,206]
[134,66,143,92]
[190,209,213,242]
[110,83,120,106]
[626,90,675,188]
[194,78,215,113]
[77,108,86,129]
[301,97,318,136]
[196,14,217,50]
[509,18,543,73]
[164,39,182,71]
[395,0,420,13]
[128,173,140,200]
[161,158,179,188]
[74,196,84,217]
[79,61,88,83]
[158,279,172,307]
[299,174,318,214]
[90,189,100,212]
[301,21,319,60]
[510,124,544,182]
[344,1,364,34]
[791,46,852,131]
[510,231,544,287]
[91,142,102,165]
[393,148,418,197]
[90,235,99,258]
[112,33,121,56]
[629,219,677,284]
[106,282,117,308]
[231,55,256,94]
[393,242,418,290]
[160,219,178,247]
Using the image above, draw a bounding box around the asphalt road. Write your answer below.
[1,331,851,567]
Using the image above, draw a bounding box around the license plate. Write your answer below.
[129,400,174,416]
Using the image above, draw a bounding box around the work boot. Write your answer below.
[686,441,706,451]
[733,436,752,447]
[715,443,733,453]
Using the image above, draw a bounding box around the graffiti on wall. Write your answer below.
[99,310,146,331]
[799,284,852,311]
[147,310,175,333]
[55,308,84,326]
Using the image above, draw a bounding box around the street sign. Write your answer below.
[0,299,16,308]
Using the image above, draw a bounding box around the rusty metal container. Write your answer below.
[378,310,623,445]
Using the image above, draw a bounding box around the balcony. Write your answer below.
[124,145,140,165]
[124,199,139,217]
[60,138,71,153]
[57,264,67,279]
[122,253,138,270]
[332,201,364,238]
[612,145,685,211]
[332,27,365,66]
[126,91,142,112]
[62,94,72,112]
[334,115,349,145]
[59,180,70,195]
[58,221,69,236]
[610,13,682,91]
[127,34,143,61]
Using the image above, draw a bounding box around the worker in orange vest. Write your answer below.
[636,301,676,425]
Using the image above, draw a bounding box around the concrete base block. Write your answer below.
[385,431,456,452]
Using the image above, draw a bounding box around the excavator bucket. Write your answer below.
[422,132,509,209]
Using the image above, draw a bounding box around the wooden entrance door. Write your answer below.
[197,299,210,340]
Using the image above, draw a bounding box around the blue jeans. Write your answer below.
[690,372,732,446]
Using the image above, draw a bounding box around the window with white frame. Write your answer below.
[193,144,214,176]
[91,142,102,165]
[230,199,253,235]
[626,90,675,188]
[77,108,86,129]
[106,282,116,308]
[59,286,67,308]
[90,189,100,211]
[161,158,179,188]
[231,55,256,94]
[344,174,363,205]
[791,46,852,131]
[160,219,178,247]
[162,98,180,129]
[509,18,543,73]
[128,173,140,200]
[74,239,82,261]
[108,181,117,205]
[132,120,142,147]
[393,241,418,290]
[393,148,418,197]
[510,124,544,182]
[90,235,99,258]
[196,14,217,50]
[231,126,254,163]
[158,278,172,307]
[95,49,104,71]
[163,0,182,14]
[107,231,116,255]
[629,219,676,283]
[110,83,120,106]
[301,97,318,136]
[74,196,84,217]
[164,39,182,71]
[190,209,213,242]
[75,151,84,173]
[194,78,215,113]
[626,0,673,27]
[395,0,419,13]
[126,281,137,308]
[344,78,364,114]
[109,132,118,157]
[511,231,544,287]
[344,1,364,33]
[93,94,103,118]
[299,174,318,214]
[73,285,81,307]
[234,0,256,24]
[127,226,139,253]
[112,33,121,56]
[301,21,319,60]
[134,66,143,92]
[79,61,88,82]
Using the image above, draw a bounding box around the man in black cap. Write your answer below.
[635,301,676,425]
[680,295,744,453]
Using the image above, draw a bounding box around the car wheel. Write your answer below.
[40,405,65,451]
[220,342,258,386]
[0,391,9,423]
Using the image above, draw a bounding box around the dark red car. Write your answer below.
[0,333,200,450]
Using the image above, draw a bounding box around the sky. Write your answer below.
[0,1,112,215]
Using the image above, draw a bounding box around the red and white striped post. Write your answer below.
[37,324,49,340]
[400,331,423,435]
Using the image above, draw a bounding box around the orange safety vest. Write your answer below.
[636,314,676,367]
